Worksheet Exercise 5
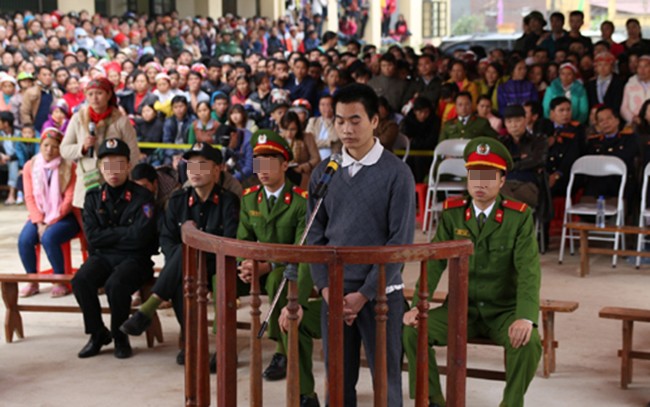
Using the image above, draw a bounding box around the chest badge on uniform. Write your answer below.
[455,228,470,237]
[284,192,292,205]
[495,209,504,224]
[142,203,153,219]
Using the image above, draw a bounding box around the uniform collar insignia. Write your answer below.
[495,209,503,224]
[124,189,132,202]
[465,207,471,221]
[284,192,292,205]
[257,191,263,204]
[102,190,107,202]
[188,194,195,207]
[212,193,219,205]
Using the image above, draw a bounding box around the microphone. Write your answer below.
[313,153,342,198]
[87,122,96,157]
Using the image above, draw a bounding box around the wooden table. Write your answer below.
[565,222,650,277]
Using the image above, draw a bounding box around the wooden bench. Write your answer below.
[403,289,579,379]
[599,306,650,389]
[1,273,164,347]
[565,222,650,277]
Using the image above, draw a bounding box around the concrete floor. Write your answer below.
[0,204,649,406]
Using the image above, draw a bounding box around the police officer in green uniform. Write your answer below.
[72,138,158,359]
[438,92,498,143]
[120,142,240,368]
[236,129,320,407]
[403,137,542,407]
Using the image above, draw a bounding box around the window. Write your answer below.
[423,0,448,38]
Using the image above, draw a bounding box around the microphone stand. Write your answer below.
[257,194,326,339]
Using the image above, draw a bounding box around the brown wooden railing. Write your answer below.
[181,222,473,407]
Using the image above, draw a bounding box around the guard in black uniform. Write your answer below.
[72,138,158,359]
[121,142,240,366]
[546,96,585,197]
[585,106,639,200]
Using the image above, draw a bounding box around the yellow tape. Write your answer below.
[0,137,435,156]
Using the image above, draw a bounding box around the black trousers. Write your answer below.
[152,248,215,328]
[72,254,153,341]
[321,290,404,407]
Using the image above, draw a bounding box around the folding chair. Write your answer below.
[636,162,650,268]
[422,139,470,234]
[393,133,411,163]
[558,155,627,267]
[425,158,468,240]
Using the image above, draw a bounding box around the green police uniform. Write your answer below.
[438,114,499,144]
[403,137,542,407]
[236,130,321,398]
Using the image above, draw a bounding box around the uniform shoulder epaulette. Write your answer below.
[569,120,580,127]
[243,185,261,196]
[292,185,308,199]
[620,126,634,136]
[502,199,528,213]
[443,197,467,210]
[169,187,188,200]
[586,133,602,140]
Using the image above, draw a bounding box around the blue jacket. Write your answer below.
[543,79,589,125]
[161,113,196,165]
[232,129,253,182]
[286,75,318,109]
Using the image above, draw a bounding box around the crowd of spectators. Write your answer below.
[0,6,649,285]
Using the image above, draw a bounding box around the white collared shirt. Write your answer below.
[341,137,384,177]
[472,200,496,222]
[264,184,285,201]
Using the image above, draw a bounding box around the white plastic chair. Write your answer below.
[422,139,470,234]
[558,155,627,267]
[425,158,468,240]
[636,162,650,267]
[393,133,411,163]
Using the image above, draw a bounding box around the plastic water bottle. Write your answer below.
[596,196,606,228]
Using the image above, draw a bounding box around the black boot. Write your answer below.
[262,353,287,381]
[78,327,112,358]
[114,335,133,359]
[176,349,185,365]
[300,393,320,407]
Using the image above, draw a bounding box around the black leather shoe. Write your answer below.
[176,349,185,365]
[429,403,442,407]
[262,353,287,381]
[300,394,320,407]
[119,311,152,336]
[209,353,217,374]
[114,337,133,359]
[78,327,112,358]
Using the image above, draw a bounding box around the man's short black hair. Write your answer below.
[35,65,52,76]
[0,111,15,127]
[322,31,337,44]
[379,53,396,65]
[550,11,565,23]
[596,105,620,120]
[569,10,585,19]
[550,96,571,111]
[418,53,436,63]
[131,163,158,183]
[523,100,542,116]
[208,59,222,69]
[333,83,379,120]
[171,95,188,106]
[455,91,473,103]
[293,56,309,67]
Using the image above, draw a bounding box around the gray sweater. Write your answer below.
[307,150,415,300]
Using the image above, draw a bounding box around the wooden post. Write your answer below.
[621,320,633,388]
[415,261,430,407]
[579,229,589,277]
[373,264,388,407]
[286,278,300,407]
[542,310,554,378]
[250,262,262,407]
[216,254,238,407]
[183,245,198,407]
[446,256,469,407]
[327,260,345,407]
[2,282,23,343]
[196,252,209,406]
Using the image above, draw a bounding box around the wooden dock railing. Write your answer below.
[181,221,473,407]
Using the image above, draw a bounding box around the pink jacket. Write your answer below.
[621,74,650,123]
[23,158,76,225]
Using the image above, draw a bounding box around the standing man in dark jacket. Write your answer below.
[72,138,158,359]
[408,54,442,107]
[121,142,240,366]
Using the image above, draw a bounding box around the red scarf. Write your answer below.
[88,106,113,124]
[134,91,147,112]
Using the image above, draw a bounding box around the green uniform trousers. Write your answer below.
[279,299,322,396]
[403,305,541,407]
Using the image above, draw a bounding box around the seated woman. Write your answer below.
[188,101,220,144]
[134,102,165,162]
[18,128,80,298]
[279,111,320,190]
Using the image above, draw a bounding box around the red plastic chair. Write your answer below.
[415,183,428,225]
[35,232,88,275]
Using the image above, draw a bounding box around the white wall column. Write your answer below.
[363,0,381,49]
[398,0,423,48]
[194,0,223,19]
[58,0,95,15]
[326,0,338,33]
[260,0,282,21]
